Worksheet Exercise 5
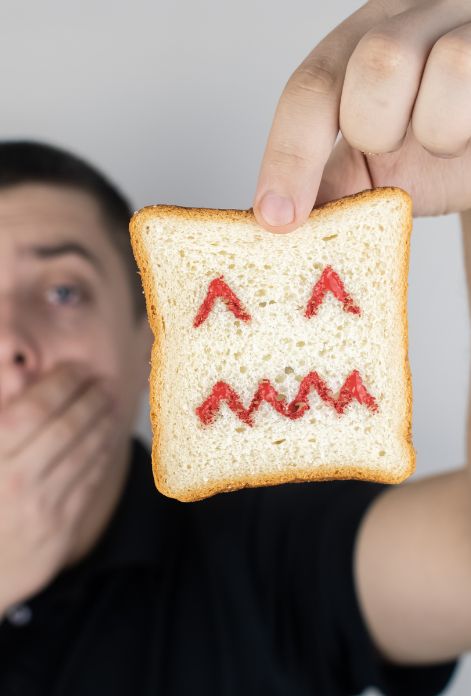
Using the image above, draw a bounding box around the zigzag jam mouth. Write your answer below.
[193,267,374,427]
[196,369,378,426]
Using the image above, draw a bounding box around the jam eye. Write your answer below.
[304,266,361,318]
[193,276,251,327]
[46,284,83,306]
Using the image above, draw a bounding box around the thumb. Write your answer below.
[314,135,372,208]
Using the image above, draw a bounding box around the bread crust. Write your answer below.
[129,187,415,502]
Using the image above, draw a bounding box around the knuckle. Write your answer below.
[287,56,339,99]
[433,34,471,77]
[356,31,407,78]
[421,141,463,158]
[268,145,313,171]
[412,113,464,157]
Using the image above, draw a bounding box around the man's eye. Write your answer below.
[46,284,84,306]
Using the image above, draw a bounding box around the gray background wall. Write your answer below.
[1,1,469,693]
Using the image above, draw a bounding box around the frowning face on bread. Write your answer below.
[0,183,152,439]
[130,190,415,502]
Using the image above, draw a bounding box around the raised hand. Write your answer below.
[0,362,115,615]
[253,0,471,232]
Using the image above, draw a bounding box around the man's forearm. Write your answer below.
[352,215,471,666]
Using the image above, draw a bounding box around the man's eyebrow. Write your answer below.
[24,242,105,276]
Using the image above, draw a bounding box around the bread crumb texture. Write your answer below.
[129,187,415,501]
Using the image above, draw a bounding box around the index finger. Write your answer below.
[0,362,91,455]
[252,0,387,234]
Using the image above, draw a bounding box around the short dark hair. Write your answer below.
[0,140,146,319]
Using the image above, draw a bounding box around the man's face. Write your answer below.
[0,183,152,436]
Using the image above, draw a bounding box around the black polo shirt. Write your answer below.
[0,437,460,695]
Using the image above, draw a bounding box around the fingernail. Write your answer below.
[259,191,295,227]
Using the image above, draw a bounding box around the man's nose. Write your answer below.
[0,305,39,408]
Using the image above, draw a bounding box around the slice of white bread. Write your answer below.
[129,187,415,502]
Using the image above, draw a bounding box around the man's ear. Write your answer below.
[135,315,153,391]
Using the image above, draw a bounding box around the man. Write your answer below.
[0,138,463,694]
